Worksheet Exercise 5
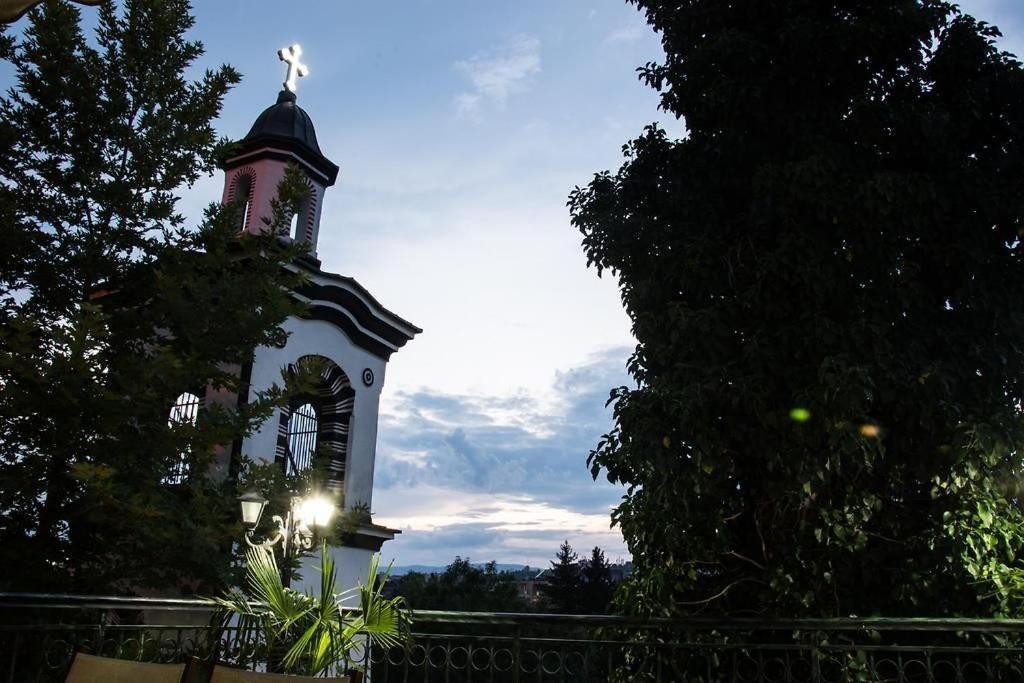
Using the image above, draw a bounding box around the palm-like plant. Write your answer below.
[214,543,410,677]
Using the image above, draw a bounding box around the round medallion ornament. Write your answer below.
[361,368,374,387]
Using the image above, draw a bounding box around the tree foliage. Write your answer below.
[393,557,527,612]
[539,540,583,613]
[580,546,615,614]
[570,0,1024,617]
[0,0,308,592]
[537,541,616,614]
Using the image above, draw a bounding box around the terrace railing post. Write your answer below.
[357,634,367,683]
[210,620,222,667]
[376,636,388,683]
[810,631,821,683]
[513,625,521,683]
[442,637,450,683]
[5,631,19,683]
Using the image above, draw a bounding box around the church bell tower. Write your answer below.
[218,46,421,586]
[220,46,339,258]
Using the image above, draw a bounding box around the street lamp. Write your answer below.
[297,495,335,528]
[237,490,336,559]
[238,490,268,529]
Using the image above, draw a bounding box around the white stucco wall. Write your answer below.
[242,315,388,511]
[291,545,376,602]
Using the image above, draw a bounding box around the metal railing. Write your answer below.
[2,593,1024,681]
[0,593,258,683]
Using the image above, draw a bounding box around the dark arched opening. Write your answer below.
[232,171,254,232]
[276,356,353,493]
[164,391,201,484]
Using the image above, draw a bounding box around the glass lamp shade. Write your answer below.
[296,496,335,528]
[238,491,268,529]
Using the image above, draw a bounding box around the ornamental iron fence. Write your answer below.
[1,593,1024,681]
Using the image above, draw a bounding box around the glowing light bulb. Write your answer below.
[297,496,335,528]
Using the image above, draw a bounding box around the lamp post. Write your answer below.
[237,490,336,586]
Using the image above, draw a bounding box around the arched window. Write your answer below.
[290,192,311,242]
[233,172,253,232]
[164,391,200,484]
[275,357,352,493]
[285,401,318,475]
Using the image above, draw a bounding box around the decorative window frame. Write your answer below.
[275,356,354,493]
[226,167,257,232]
[163,390,202,485]
[289,176,318,244]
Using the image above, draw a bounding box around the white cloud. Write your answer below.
[376,486,627,567]
[370,348,632,567]
[323,181,635,400]
[605,24,647,45]
[380,487,615,535]
[453,92,482,120]
[453,35,541,117]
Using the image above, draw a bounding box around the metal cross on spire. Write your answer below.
[278,44,308,94]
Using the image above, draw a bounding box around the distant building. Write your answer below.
[513,566,545,604]
[609,561,633,584]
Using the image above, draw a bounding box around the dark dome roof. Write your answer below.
[245,90,323,154]
[228,90,339,186]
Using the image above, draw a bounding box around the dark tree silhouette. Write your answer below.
[571,0,1024,617]
[391,558,527,612]
[0,0,309,592]
[580,546,615,614]
[539,540,583,613]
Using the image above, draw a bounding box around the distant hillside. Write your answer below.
[388,563,531,576]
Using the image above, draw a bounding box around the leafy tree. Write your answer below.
[539,540,582,613]
[0,0,310,593]
[580,546,614,614]
[570,0,1024,617]
[391,557,527,612]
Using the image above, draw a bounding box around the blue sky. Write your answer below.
[7,0,1024,568]
[178,0,678,568]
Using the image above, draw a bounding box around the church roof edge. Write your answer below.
[285,259,421,362]
[295,261,422,337]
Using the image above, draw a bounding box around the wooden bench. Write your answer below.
[65,652,186,683]
[64,652,351,682]
[209,665,349,682]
